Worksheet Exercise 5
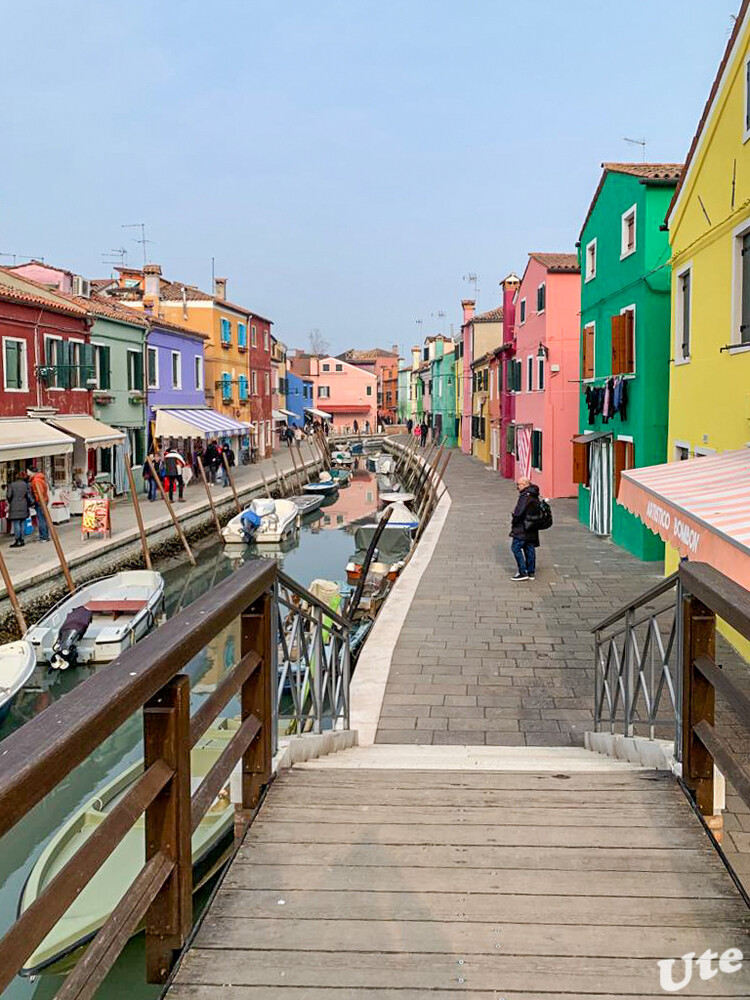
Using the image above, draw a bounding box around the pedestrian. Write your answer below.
[284,425,294,447]
[353,419,359,435]
[6,470,33,548]
[419,421,428,447]
[163,447,186,502]
[28,467,51,541]
[509,476,541,581]
[365,419,370,434]
[204,439,220,484]
[143,453,158,501]
[406,418,413,435]
[294,425,304,443]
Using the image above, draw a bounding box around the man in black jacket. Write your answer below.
[509,477,541,581]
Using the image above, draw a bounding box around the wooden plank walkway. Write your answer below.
[168,747,750,998]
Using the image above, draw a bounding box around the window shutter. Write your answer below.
[59,340,71,389]
[572,440,589,485]
[613,440,634,496]
[134,350,144,391]
[611,315,624,376]
[624,311,634,373]
[681,271,691,357]
[81,343,94,385]
[741,234,750,343]
[483,368,488,391]
[532,429,542,470]
[100,346,111,390]
[583,325,595,380]
[506,422,515,454]
[6,341,19,388]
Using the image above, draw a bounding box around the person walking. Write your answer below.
[204,439,220,485]
[163,448,186,502]
[353,419,359,435]
[143,453,158,501]
[29,467,51,541]
[509,476,541,581]
[406,418,413,435]
[419,421,428,448]
[284,425,295,447]
[294,425,304,444]
[6,470,33,548]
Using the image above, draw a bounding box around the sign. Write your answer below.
[82,497,111,538]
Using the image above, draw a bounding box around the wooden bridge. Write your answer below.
[0,447,749,998]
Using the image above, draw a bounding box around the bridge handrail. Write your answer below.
[592,571,679,634]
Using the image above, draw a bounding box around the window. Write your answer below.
[194,355,204,390]
[335,363,343,372]
[264,330,269,351]
[251,370,258,395]
[675,443,690,462]
[238,374,248,401]
[221,372,232,402]
[585,238,597,282]
[43,336,62,388]
[532,429,543,471]
[322,363,330,371]
[572,440,590,486]
[537,356,545,391]
[94,344,111,390]
[614,438,634,494]
[582,323,595,380]
[220,318,232,345]
[676,266,692,361]
[251,325,257,347]
[147,346,159,388]
[740,229,750,345]
[171,350,181,389]
[319,385,330,398]
[237,322,247,349]
[536,283,546,312]
[612,307,635,375]
[527,355,534,392]
[366,385,372,395]
[69,341,85,389]
[745,54,750,142]
[3,338,27,391]
[264,372,270,396]
[621,205,637,258]
[127,349,144,391]
[483,368,488,391]
[519,298,526,324]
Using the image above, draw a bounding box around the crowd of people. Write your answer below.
[5,468,51,547]
[142,438,236,501]
[280,418,329,447]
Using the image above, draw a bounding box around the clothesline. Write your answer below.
[569,374,635,384]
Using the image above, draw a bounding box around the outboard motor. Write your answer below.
[51,606,93,670]
[240,509,262,544]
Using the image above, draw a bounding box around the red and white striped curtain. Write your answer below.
[516,425,532,479]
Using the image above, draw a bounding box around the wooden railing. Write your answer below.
[0,558,278,1000]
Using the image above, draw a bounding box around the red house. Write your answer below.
[247,311,274,457]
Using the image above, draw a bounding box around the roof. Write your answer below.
[472,306,503,324]
[528,252,580,274]
[337,348,399,361]
[666,0,750,223]
[579,162,683,240]
[147,313,209,340]
[0,280,88,318]
[156,281,274,325]
[71,294,148,328]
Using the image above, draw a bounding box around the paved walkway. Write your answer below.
[375,450,664,748]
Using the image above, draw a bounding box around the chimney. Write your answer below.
[214,277,227,301]
[461,299,475,325]
[143,264,161,310]
[501,273,520,345]
[391,343,398,355]
[411,346,421,369]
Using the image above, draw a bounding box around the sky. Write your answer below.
[1,1,736,355]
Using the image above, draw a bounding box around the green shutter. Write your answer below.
[101,346,111,390]
[81,343,94,385]
[59,340,71,389]
[134,350,144,391]
[5,341,19,389]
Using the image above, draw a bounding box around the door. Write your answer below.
[589,438,613,536]
[491,427,500,470]
[516,425,533,479]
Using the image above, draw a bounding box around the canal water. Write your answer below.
[0,464,382,1000]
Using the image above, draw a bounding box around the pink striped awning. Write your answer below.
[618,449,750,586]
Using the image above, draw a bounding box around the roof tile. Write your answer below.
[529,252,580,273]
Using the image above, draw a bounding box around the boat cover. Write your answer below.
[351,526,413,566]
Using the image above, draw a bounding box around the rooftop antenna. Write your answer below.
[0,252,44,266]
[463,272,480,303]
[121,223,153,267]
[623,137,647,162]
[102,247,128,269]
[415,318,424,342]
[211,256,215,287]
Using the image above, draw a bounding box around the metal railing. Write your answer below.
[593,572,682,753]
[0,558,351,1000]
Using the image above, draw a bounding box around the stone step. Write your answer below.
[296,743,648,772]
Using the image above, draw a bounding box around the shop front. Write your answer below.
[0,418,75,533]
[43,414,127,510]
[153,406,250,471]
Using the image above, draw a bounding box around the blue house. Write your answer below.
[285,371,311,427]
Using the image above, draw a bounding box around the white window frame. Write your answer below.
[621,204,637,259]
[582,320,596,383]
[526,355,534,392]
[675,260,693,365]
[194,355,204,391]
[43,334,63,391]
[264,371,270,396]
[694,445,716,457]
[251,324,257,347]
[536,282,546,314]
[2,336,28,392]
[171,350,182,390]
[519,298,526,324]
[537,356,545,391]
[92,340,107,389]
[531,427,543,472]
[68,338,86,391]
[251,370,258,395]
[585,238,597,282]
[126,347,142,392]
[319,385,330,399]
[264,330,269,351]
[147,345,159,389]
[674,440,691,462]
[744,53,750,144]
[619,303,637,376]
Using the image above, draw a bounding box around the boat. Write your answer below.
[304,478,340,497]
[366,454,394,474]
[290,494,325,517]
[222,498,299,546]
[331,450,355,468]
[25,571,165,670]
[379,491,416,508]
[379,501,419,532]
[0,641,36,722]
[19,719,240,977]
[345,525,414,584]
[349,441,364,455]
[328,468,351,486]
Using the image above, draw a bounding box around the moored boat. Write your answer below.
[379,491,416,508]
[345,525,413,584]
[331,450,355,468]
[379,501,419,532]
[304,479,340,496]
[25,571,165,670]
[222,498,299,546]
[0,641,36,722]
[290,494,325,517]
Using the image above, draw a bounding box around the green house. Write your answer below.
[574,162,682,561]
[431,339,457,447]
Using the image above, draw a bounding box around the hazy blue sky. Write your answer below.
[2,1,735,354]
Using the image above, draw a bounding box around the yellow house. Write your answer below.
[471,354,491,465]
[455,344,463,449]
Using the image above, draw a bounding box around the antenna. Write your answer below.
[121,223,153,267]
[102,247,128,269]
[0,252,44,266]
[211,256,215,287]
[623,137,647,162]
[462,272,480,301]
[415,318,424,342]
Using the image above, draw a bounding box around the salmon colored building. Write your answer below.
[513,253,581,498]
[289,354,377,432]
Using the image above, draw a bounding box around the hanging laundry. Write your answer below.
[602,379,613,423]
[619,378,629,421]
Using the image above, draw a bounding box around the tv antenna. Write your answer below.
[415,318,424,341]
[431,309,446,333]
[463,272,479,300]
[102,247,128,269]
[122,223,153,266]
[0,252,44,266]
[623,137,647,161]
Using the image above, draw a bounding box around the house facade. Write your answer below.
[466,306,503,466]
[513,253,581,497]
[146,317,208,441]
[336,347,399,422]
[430,338,456,446]
[459,300,475,453]
[573,162,682,560]
[293,355,377,431]
[397,363,411,423]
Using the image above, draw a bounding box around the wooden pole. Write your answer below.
[197,456,223,540]
[259,466,273,499]
[294,443,310,490]
[125,461,152,570]
[0,547,26,634]
[272,459,288,497]
[32,486,75,594]
[148,458,195,566]
[221,453,242,515]
[287,443,304,496]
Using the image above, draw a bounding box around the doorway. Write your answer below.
[589,437,613,536]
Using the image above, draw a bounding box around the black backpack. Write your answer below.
[535,498,553,530]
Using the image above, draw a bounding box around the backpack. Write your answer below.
[534,498,553,531]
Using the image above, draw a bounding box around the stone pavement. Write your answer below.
[375,449,667,748]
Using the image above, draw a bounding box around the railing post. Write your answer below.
[674,577,684,761]
[594,630,602,732]
[342,632,351,730]
[682,593,716,815]
[313,605,324,733]
[240,589,273,810]
[271,579,279,757]
[143,674,192,984]
[623,608,635,737]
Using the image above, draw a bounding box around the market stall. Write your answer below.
[153,406,251,471]
[44,415,126,509]
[0,418,75,534]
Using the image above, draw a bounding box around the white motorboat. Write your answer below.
[0,641,36,722]
[290,494,325,517]
[379,501,419,532]
[222,498,299,546]
[331,450,355,468]
[379,491,415,508]
[25,571,165,670]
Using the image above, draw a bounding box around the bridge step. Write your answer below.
[297,743,648,772]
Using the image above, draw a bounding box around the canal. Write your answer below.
[0,463,383,1000]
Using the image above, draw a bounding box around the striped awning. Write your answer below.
[154,407,250,439]
[618,449,750,587]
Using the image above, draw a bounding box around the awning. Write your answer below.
[572,432,612,444]
[46,415,125,447]
[320,405,371,414]
[154,407,250,439]
[618,449,750,588]
[304,406,332,420]
[0,418,74,463]
[272,408,296,421]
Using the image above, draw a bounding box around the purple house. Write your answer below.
[146,317,207,441]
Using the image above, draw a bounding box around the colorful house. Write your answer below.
[459,300,475,453]
[146,316,208,440]
[513,253,581,497]
[336,347,400,423]
[397,363,411,423]
[454,337,463,449]
[431,337,457,446]
[573,162,682,559]
[291,355,377,432]
[465,306,503,465]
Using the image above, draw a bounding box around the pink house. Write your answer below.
[299,355,377,432]
[513,253,581,498]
